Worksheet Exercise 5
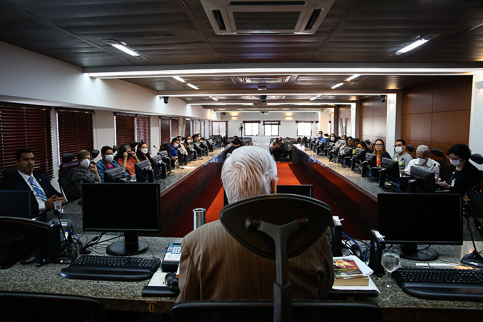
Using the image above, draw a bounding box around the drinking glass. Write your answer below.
[381,248,401,288]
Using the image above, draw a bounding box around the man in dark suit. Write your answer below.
[1,149,64,214]
[177,146,334,302]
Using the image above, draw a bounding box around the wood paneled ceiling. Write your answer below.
[1,0,482,110]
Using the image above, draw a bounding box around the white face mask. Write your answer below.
[173,143,179,148]
[105,154,114,162]
[418,158,427,165]
[187,140,192,143]
[450,159,463,167]
[80,158,90,168]
[141,148,148,154]
[395,146,403,154]
[330,137,335,142]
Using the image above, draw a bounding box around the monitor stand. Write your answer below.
[395,243,439,261]
[106,232,148,256]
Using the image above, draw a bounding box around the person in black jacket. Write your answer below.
[1,148,64,213]
[437,144,481,193]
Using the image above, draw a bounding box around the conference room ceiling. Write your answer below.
[1,0,482,110]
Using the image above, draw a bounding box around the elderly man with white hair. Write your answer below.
[176,146,334,302]
[403,144,440,177]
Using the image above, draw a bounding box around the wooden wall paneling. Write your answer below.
[160,118,170,145]
[402,113,432,142]
[431,110,471,145]
[373,116,387,138]
[373,99,387,116]
[360,99,374,118]
[172,119,179,137]
[361,117,374,140]
[432,76,472,113]
[402,83,433,114]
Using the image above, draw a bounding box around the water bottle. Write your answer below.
[193,208,206,229]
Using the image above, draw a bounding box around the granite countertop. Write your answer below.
[0,235,181,313]
[2,238,483,316]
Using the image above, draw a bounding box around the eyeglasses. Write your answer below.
[374,143,383,146]
[394,145,403,147]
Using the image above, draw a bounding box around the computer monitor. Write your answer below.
[81,183,161,256]
[379,158,400,188]
[135,159,154,183]
[150,155,167,179]
[277,185,313,198]
[351,148,367,171]
[361,153,377,177]
[378,192,463,261]
[0,190,37,219]
[408,166,436,193]
[104,166,126,183]
[365,153,376,167]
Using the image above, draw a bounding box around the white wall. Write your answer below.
[219,111,320,138]
[470,73,483,170]
[0,41,215,120]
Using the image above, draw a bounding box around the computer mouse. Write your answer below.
[165,272,176,286]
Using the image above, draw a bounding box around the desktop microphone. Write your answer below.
[153,145,159,152]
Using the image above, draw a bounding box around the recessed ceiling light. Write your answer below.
[218,109,225,110]
[345,75,360,81]
[187,83,199,90]
[331,83,344,89]
[210,96,218,101]
[396,38,429,54]
[103,40,140,57]
[173,76,186,83]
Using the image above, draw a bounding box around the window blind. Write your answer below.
[0,102,54,180]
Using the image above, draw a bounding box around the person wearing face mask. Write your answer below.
[177,136,188,155]
[166,138,179,159]
[436,144,480,193]
[96,145,126,182]
[116,144,139,177]
[403,145,440,177]
[392,139,413,172]
[317,131,327,144]
[136,142,153,164]
[68,150,101,198]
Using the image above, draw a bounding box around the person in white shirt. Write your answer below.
[393,139,413,172]
[1,148,64,213]
[403,145,440,178]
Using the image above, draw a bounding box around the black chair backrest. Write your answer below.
[2,166,18,179]
[58,168,80,202]
[171,301,381,322]
[0,217,52,268]
[220,194,333,322]
[0,291,106,322]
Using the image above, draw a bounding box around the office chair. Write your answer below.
[0,291,106,322]
[1,166,18,179]
[91,149,100,159]
[171,194,381,322]
[0,217,52,269]
[430,148,451,179]
[57,153,79,202]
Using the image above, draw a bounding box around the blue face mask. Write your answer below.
[340,140,346,144]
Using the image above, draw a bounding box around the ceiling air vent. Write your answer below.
[201,0,335,35]
[259,110,269,114]
[238,76,290,83]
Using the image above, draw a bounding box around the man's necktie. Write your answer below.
[29,176,47,201]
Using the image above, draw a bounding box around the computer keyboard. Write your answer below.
[60,255,160,281]
[393,267,483,301]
